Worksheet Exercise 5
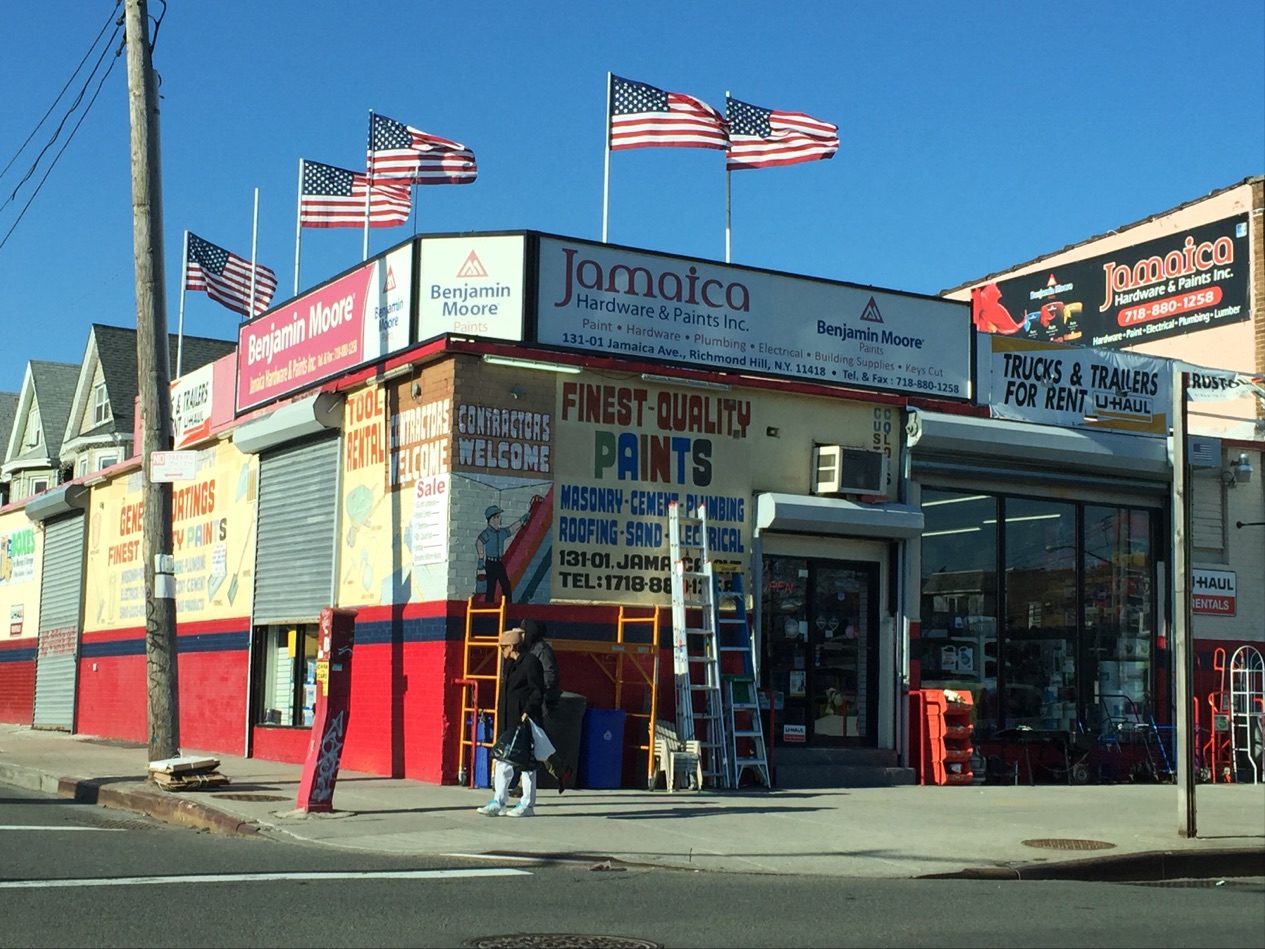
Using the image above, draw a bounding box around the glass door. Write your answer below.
[762,556,879,747]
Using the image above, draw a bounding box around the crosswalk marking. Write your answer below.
[0,868,531,890]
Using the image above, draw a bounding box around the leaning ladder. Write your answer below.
[717,570,771,788]
[668,501,730,788]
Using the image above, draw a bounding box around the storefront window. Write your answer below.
[253,624,319,727]
[1002,498,1077,730]
[919,491,999,729]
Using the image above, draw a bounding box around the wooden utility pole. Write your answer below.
[124,0,180,762]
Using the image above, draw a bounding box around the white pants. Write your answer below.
[493,758,537,809]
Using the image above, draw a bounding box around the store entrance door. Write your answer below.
[762,556,880,747]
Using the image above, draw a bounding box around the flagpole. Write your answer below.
[602,72,612,243]
[249,188,260,318]
[294,158,304,296]
[176,230,189,377]
[724,89,732,264]
[364,109,374,261]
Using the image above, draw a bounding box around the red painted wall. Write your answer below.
[0,641,35,724]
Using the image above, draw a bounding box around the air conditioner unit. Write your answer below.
[813,445,888,497]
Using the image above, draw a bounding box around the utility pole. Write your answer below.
[124,0,180,762]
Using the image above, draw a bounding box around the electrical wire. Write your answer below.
[0,3,121,186]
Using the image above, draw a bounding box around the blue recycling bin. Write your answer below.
[469,712,493,788]
[579,708,626,789]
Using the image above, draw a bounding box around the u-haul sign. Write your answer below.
[1192,568,1235,616]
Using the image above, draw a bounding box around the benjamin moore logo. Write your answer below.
[384,265,397,292]
[456,251,488,278]
[859,296,883,323]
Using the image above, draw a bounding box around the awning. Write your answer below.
[755,492,924,539]
[909,409,1170,481]
[25,483,89,522]
[233,392,344,455]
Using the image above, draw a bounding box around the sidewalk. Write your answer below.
[1,724,1261,881]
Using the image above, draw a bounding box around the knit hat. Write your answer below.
[520,617,547,646]
[499,628,524,646]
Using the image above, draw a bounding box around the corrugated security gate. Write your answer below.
[252,434,340,625]
[34,512,86,730]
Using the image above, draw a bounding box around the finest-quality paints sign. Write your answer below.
[972,215,1250,349]
[417,235,525,343]
[1192,568,1235,616]
[237,244,412,412]
[983,336,1172,435]
[535,237,971,399]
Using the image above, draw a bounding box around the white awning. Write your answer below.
[233,392,344,455]
[755,492,924,539]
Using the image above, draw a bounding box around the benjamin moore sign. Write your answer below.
[972,215,1250,349]
[534,237,971,399]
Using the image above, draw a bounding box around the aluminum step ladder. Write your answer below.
[668,501,729,789]
[717,570,771,788]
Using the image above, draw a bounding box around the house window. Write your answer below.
[95,452,119,471]
[30,477,49,496]
[252,624,319,727]
[77,458,89,478]
[93,382,111,425]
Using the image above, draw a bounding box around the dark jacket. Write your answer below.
[498,649,545,732]
[522,618,561,710]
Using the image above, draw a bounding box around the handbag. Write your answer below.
[490,721,536,772]
[528,717,556,761]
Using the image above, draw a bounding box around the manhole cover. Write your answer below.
[465,937,662,949]
[1022,838,1116,851]
[211,793,290,802]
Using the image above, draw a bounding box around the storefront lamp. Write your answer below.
[1221,453,1253,487]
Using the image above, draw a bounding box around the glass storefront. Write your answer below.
[761,556,880,747]
[919,489,1160,740]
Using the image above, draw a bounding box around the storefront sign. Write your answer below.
[982,335,1172,435]
[1192,568,1236,616]
[417,235,525,342]
[535,237,971,399]
[171,362,214,448]
[972,215,1250,349]
[237,244,412,412]
[783,724,806,743]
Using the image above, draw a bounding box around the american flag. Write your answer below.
[367,113,477,185]
[184,233,278,317]
[300,159,411,228]
[609,75,729,151]
[725,97,839,170]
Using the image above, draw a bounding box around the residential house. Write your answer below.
[59,324,236,477]
[0,391,16,505]
[0,361,79,502]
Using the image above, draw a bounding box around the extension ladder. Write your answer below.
[668,501,729,788]
[717,570,770,788]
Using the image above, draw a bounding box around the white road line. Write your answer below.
[0,826,127,832]
[0,868,531,889]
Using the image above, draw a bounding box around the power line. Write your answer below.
[0,38,124,252]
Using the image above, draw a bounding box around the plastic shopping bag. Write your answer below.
[528,717,556,761]
[490,722,536,772]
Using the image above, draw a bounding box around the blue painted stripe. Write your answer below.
[0,645,38,664]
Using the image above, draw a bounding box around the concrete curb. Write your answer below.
[53,775,261,838]
[921,846,1265,882]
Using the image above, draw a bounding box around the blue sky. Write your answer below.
[1,1,1262,392]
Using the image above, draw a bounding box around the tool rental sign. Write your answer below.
[972,215,1250,350]
[534,237,971,399]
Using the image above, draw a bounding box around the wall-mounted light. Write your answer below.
[482,355,581,374]
[1222,452,1253,488]
[639,372,731,391]
[766,426,780,438]
[511,384,526,400]
[382,362,414,381]
[410,382,422,399]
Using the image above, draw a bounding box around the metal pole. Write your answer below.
[1173,367,1197,837]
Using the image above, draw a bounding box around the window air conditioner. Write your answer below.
[813,445,888,497]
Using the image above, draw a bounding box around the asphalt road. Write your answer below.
[2,785,1262,949]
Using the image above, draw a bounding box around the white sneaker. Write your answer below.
[505,803,534,818]
[476,800,505,816]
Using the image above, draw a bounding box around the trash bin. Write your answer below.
[579,708,626,789]
[537,691,586,790]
